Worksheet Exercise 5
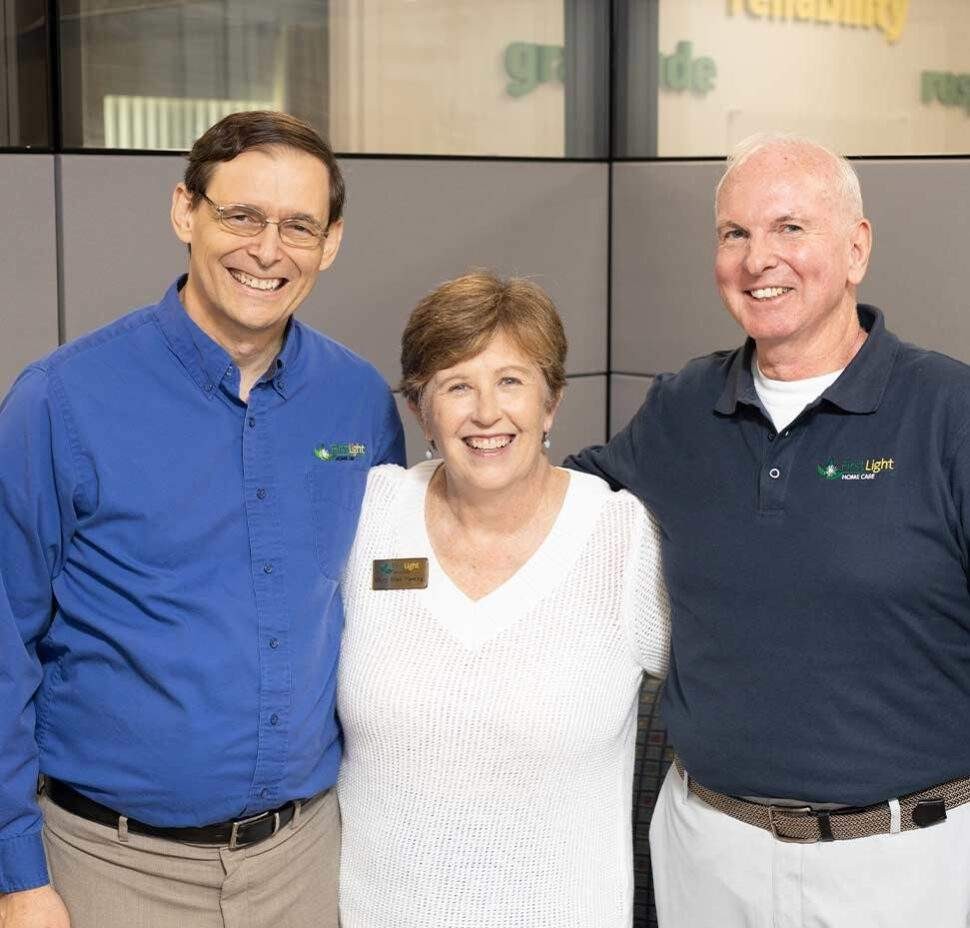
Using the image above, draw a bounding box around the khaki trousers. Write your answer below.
[41,789,340,928]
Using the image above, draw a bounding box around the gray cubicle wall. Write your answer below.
[609,158,970,435]
[3,155,608,459]
[0,156,60,395]
[4,153,967,449]
[58,157,609,381]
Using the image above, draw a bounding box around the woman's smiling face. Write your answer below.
[420,330,557,496]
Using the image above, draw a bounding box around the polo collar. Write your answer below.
[714,304,899,417]
[153,275,298,400]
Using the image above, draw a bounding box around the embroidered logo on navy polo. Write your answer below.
[818,459,842,480]
[817,456,895,481]
[313,442,366,462]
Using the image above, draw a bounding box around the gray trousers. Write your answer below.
[41,789,340,928]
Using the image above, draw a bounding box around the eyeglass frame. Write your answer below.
[199,193,330,249]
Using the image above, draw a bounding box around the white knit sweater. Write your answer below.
[337,461,670,928]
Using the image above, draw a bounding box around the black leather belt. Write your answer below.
[43,777,326,850]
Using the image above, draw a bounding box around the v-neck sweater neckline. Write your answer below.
[395,459,607,650]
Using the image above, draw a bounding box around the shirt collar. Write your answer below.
[714,305,898,417]
[153,275,298,400]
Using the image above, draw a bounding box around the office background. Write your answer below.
[3,2,968,924]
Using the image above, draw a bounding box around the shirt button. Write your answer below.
[270,713,279,726]
[263,562,273,574]
[256,488,267,500]
[204,382,213,393]
[767,433,775,442]
[783,429,791,438]
[769,467,781,479]
[269,637,280,649]
[260,788,270,800]
[248,417,256,428]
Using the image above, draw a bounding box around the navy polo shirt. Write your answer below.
[0,278,405,891]
[568,306,970,805]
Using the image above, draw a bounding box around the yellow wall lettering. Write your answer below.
[878,0,909,44]
[727,0,908,44]
[817,0,839,24]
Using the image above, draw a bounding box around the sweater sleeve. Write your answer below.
[618,495,670,678]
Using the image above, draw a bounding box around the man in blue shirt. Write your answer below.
[0,111,405,928]
[568,134,970,925]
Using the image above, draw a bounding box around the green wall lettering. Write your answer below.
[659,42,717,96]
[504,39,715,99]
[921,70,970,114]
[505,42,565,98]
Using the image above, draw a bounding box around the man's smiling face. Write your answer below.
[713,145,868,352]
[171,145,342,346]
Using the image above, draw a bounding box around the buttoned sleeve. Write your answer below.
[0,367,81,891]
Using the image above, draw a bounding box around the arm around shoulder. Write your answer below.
[563,380,658,492]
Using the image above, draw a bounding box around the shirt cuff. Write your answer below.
[0,831,49,893]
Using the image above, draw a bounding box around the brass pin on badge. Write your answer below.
[372,557,429,590]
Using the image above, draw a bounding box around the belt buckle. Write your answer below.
[229,809,281,851]
[767,805,817,844]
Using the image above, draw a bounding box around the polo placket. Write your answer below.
[755,419,805,514]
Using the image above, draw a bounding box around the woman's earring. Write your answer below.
[542,432,551,450]
[425,439,437,460]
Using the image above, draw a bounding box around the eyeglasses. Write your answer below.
[201,194,328,249]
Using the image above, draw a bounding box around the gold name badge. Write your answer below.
[372,557,429,590]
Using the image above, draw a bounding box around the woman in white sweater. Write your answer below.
[337,271,670,927]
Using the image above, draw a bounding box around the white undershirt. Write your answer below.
[752,353,843,432]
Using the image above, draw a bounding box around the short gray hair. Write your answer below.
[715,132,864,222]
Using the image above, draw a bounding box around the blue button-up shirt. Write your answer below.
[0,279,405,891]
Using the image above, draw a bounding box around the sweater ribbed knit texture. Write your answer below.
[337,462,670,927]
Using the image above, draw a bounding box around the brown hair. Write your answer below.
[400,270,567,409]
[183,111,345,226]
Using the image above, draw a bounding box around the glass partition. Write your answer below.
[615,0,970,157]
[58,0,610,158]
[1,0,51,148]
[59,0,328,150]
[50,0,970,158]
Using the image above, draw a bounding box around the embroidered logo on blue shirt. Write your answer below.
[817,456,895,481]
[313,442,366,462]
